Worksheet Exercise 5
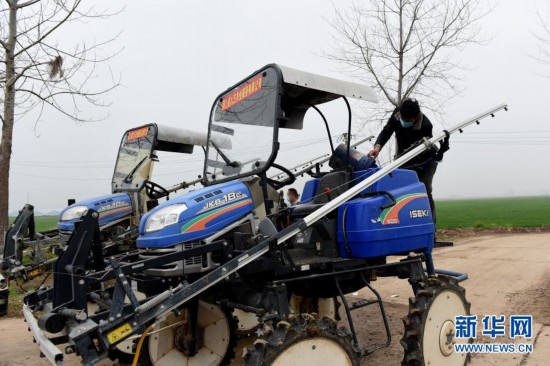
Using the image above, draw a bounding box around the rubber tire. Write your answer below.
[139,302,238,366]
[400,275,471,366]
[243,313,359,366]
[234,308,262,338]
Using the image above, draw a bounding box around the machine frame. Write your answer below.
[22,64,508,366]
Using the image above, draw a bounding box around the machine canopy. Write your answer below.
[204,64,378,185]
[113,124,229,193]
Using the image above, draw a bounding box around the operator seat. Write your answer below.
[311,171,349,204]
[292,170,350,216]
[291,142,378,216]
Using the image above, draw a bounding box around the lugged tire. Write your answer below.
[400,275,472,366]
[243,313,359,366]
[234,308,262,337]
[235,296,339,338]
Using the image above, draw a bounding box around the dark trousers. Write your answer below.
[412,160,438,224]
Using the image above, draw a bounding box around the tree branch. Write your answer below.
[325,0,490,128]
[14,0,82,58]
[17,0,40,9]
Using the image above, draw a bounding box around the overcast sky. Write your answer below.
[8,0,550,212]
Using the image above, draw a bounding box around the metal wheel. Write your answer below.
[243,313,359,366]
[401,275,471,366]
[141,299,237,366]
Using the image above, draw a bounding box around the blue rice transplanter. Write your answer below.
[22,64,507,366]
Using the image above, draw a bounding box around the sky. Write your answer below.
[8,0,550,212]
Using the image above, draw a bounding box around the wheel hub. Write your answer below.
[147,300,234,365]
[439,320,455,356]
[173,324,203,356]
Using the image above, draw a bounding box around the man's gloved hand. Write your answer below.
[435,132,450,161]
[368,144,381,158]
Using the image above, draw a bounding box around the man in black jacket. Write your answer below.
[368,98,438,223]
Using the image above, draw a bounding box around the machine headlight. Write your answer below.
[60,205,88,221]
[144,204,187,233]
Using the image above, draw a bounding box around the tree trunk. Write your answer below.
[0,84,15,249]
[0,1,18,249]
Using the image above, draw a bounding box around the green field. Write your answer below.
[8,197,550,232]
[8,215,58,232]
[436,196,550,229]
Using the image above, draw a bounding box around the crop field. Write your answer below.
[9,197,550,232]
[436,196,550,229]
[8,215,58,232]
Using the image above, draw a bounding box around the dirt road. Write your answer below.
[361,232,550,366]
[1,233,549,366]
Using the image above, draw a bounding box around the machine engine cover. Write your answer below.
[337,168,435,258]
[137,181,254,248]
[57,193,132,232]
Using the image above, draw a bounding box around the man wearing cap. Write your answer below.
[368,98,439,223]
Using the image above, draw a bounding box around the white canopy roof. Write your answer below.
[278,65,379,103]
[156,124,231,150]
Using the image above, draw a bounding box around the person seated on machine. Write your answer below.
[286,188,300,206]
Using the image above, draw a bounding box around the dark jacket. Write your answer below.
[374,108,435,167]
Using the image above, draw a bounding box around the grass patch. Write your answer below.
[4,276,52,317]
[7,286,25,316]
[436,196,550,229]
[8,215,58,232]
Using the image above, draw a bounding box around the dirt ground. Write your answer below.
[359,232,550,366]
[1,232,549,366]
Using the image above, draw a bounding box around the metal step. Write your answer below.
[349,298,379,310]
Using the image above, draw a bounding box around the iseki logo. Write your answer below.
[409,209,429,219]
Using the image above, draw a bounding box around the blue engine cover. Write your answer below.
[58,193,133,232]
[337,168,435,258]
[137,181,254,248]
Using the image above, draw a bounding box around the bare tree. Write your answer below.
[0,0,120,246]
[533,2,550,72]
[327,0,490,143]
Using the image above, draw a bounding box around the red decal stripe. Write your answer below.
[382,196,423,225]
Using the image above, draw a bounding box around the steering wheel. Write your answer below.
[144,180,170,200]
[266,163,296,190]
